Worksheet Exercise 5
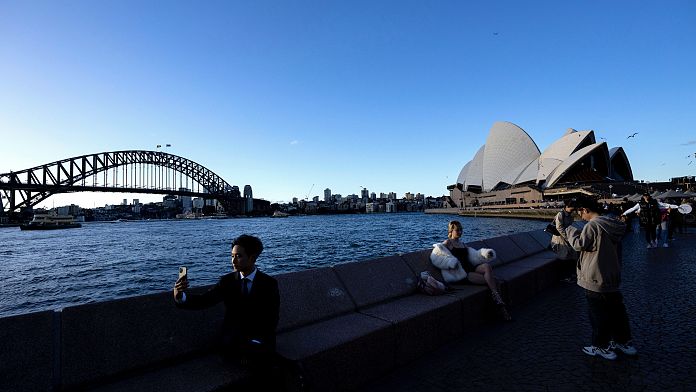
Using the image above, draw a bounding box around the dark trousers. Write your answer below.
[585,290,632,348]
[644,223,658,244]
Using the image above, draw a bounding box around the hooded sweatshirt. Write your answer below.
[564,215,626,293]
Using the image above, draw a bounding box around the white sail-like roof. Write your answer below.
[456,161,471,185]
[451,121,632,193]
[609,147,634,181]
[482,122,540,191]
[536,130,595,185]
[545,142,609,188]
[464,145,485,189]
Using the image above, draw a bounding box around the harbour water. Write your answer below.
[0,213,544,318]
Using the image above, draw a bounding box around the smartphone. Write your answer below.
[178,266,187,280]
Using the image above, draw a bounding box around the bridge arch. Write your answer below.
[0,150,262,215]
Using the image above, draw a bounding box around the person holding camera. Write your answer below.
[565,198,635,361]
[551,199,578,282]
[173,234,280,381]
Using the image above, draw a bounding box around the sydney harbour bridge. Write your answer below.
[0,150,270,218]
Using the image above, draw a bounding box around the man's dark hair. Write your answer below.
[576,197,601,213]
[563,198,577,208]
[232,234,263,258]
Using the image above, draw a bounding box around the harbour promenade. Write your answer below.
[365,228,696,392]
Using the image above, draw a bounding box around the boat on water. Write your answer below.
[20,214,82,230]
[271,211,290,218]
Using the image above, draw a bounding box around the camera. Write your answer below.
[544,224,561,236]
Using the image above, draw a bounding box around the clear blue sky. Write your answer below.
[1,0,695,208]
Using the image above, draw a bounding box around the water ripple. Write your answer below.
[0,214,543,317]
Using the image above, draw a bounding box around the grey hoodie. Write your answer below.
[565,216,626,293]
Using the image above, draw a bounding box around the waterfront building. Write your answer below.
[388,192,397,200]
[324,188,332,202]
[449,121,635,207]
[292,197,298,205]
[386,201,397,213]
[405,192,414,201]
[361,188,369,200]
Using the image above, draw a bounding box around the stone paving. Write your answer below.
[365,228,696,392]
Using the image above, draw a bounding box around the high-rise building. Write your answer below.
[179,188,193,212]
[324,188,332,202]
[370,192,376,201]
[243,185,253,212]
[292,197,298,204]
[361,188,369,199]
[405,192,414,201]
[388,192,397,200]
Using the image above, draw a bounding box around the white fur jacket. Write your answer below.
[429,243,497,283]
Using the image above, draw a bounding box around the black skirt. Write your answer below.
[451,247,476,273]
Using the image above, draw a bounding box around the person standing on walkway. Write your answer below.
[549,199,578,280]
[565,197,636,360]
[173,234,280,385]
[621,193,661,248]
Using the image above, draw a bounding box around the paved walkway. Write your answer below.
[365,228,696,392]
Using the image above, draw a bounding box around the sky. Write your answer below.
[1,0,695,208]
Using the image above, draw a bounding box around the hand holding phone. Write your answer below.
[178,266,187,280]
[174,267,189,301]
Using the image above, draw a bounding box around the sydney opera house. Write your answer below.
[448,121,634,208]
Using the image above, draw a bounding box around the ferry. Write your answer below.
[20,214,82,230]
[271,210,290,218]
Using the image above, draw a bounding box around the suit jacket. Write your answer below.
[177,270,280,353]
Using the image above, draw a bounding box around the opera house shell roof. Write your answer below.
[456,121,633,192]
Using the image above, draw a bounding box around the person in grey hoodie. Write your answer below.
[565,197,637,360]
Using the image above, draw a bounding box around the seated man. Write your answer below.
[173,234,280,371]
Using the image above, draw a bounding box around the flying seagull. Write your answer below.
[627,132,639,139]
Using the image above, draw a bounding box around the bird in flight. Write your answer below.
[627,132,639,138]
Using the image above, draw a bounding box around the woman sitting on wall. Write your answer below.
[430,220,512,321]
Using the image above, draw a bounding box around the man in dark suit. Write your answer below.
[174,234,280,368]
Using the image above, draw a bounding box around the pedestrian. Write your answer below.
[549,199,578,281]
[173,234,280,387]
[621,193,676,248]
[565,197,636,360]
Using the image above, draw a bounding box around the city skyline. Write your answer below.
[2,1,695,208]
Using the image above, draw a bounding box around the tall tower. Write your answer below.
[324,188,332,202]
[243,185,253,213]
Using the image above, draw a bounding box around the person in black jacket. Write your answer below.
[174,234,280,371]
[622,193,661,248]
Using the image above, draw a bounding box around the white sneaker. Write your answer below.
[651,240,658,247]
[611,341,638,356]
[663,243,669,248]
[582,345,617,360]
